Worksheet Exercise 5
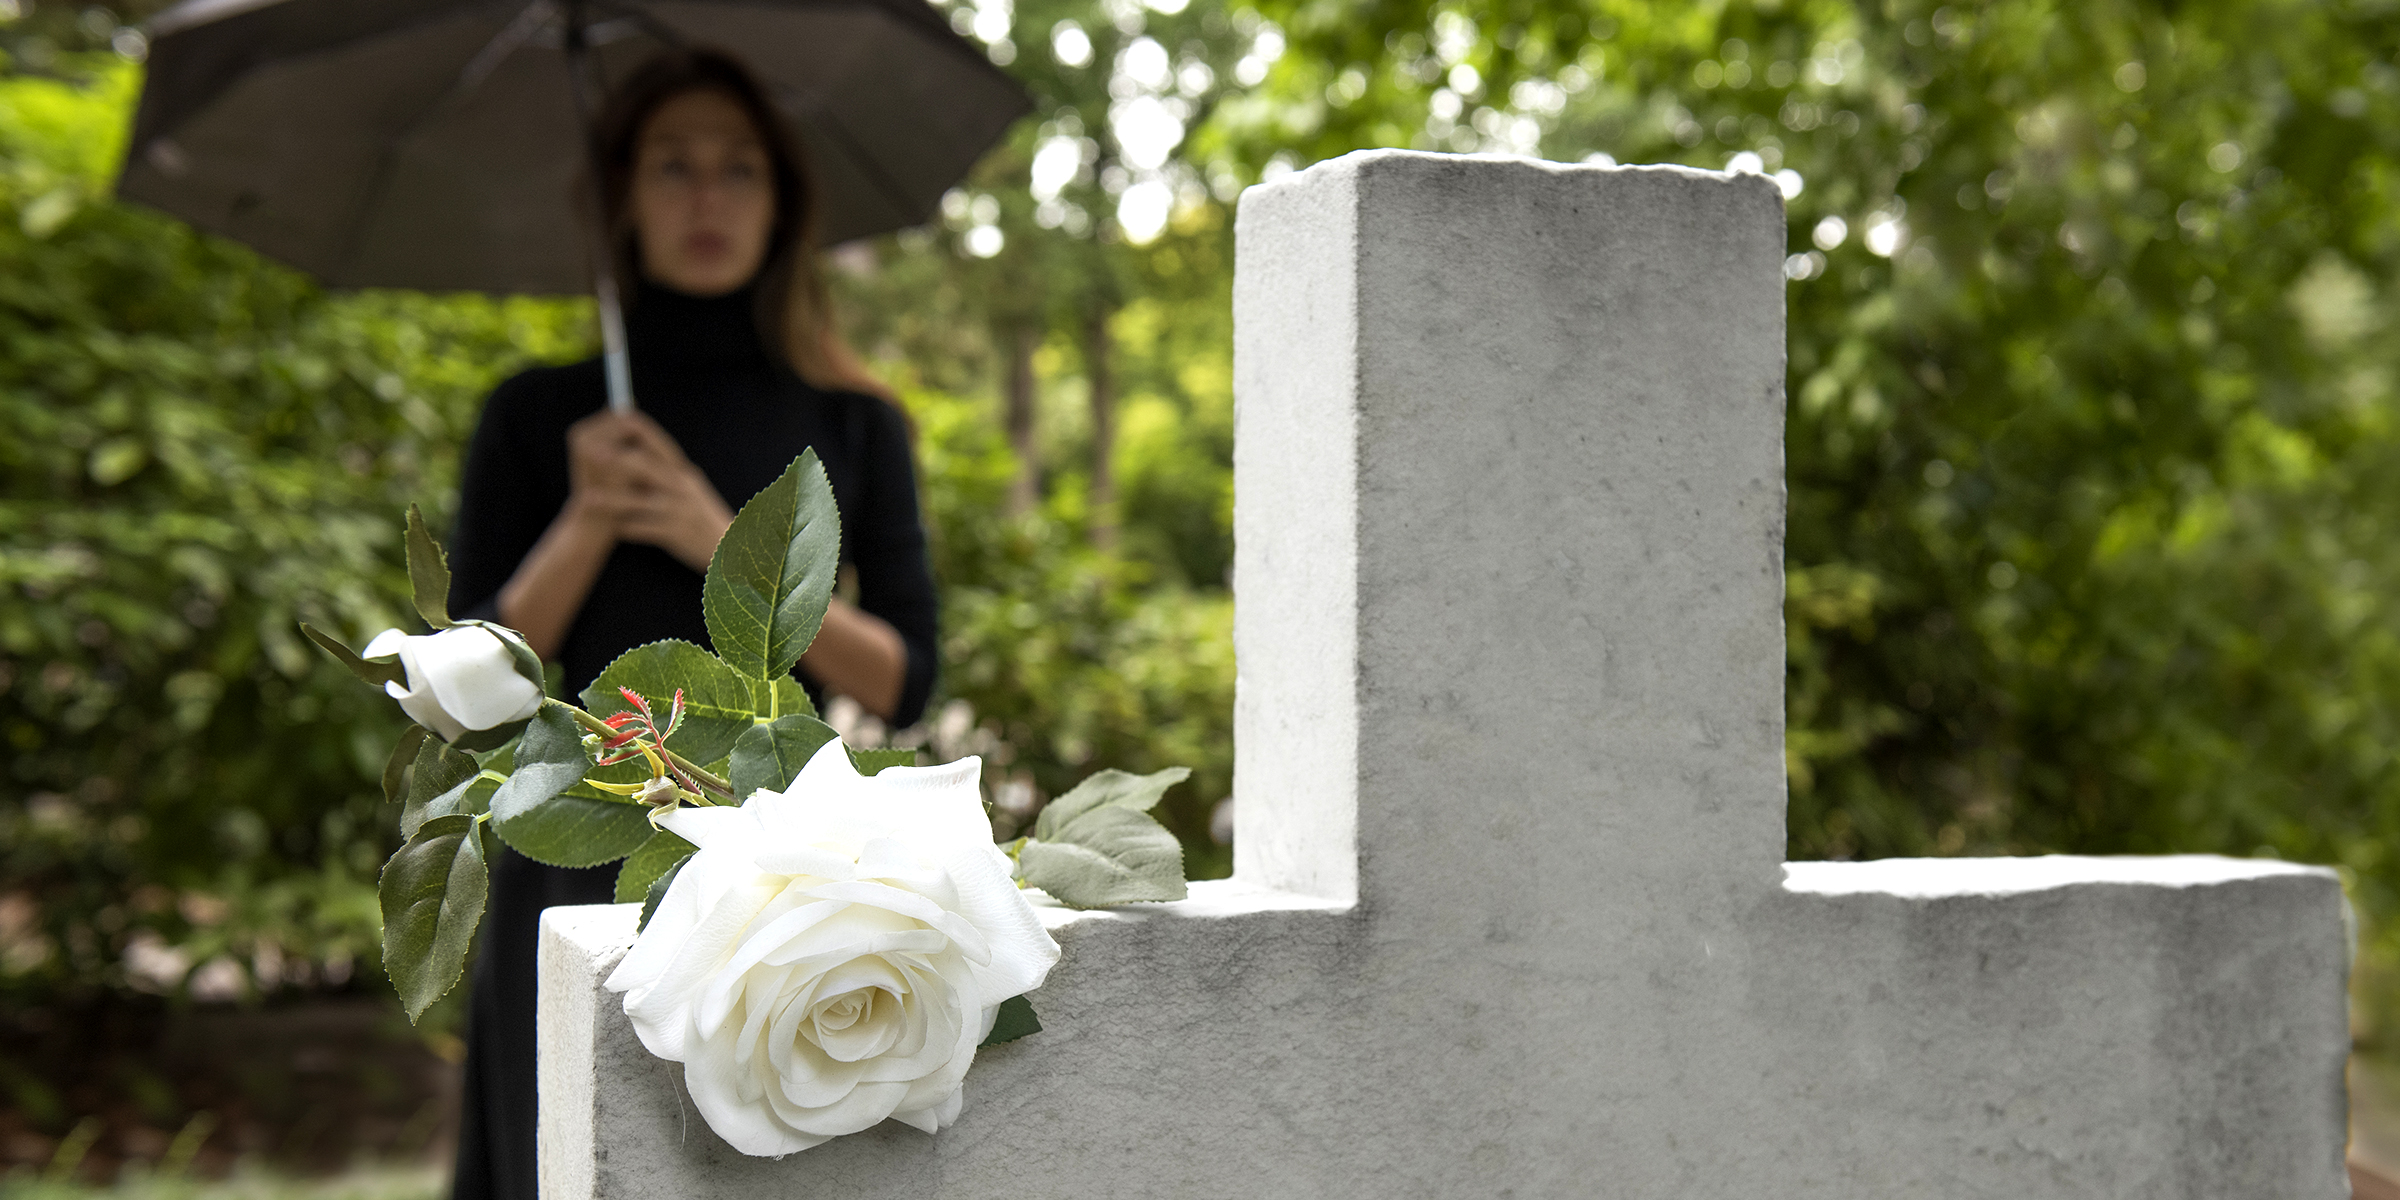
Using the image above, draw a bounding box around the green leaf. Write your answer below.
[382,725,427,807]
[487,703,590,824]
[1018,808,1188,909]
[580,640,755,766]
[493,792,654,868]
[399,735,480,841]
[379,814,488,1023]
[849,747,919,776]
[1021,768,1192,907]
[406,774,498,843]
[1032,767,1191,842]
[405,504,455,630]
[729,714,840,798]
[299,621,406,689]
[750,675,819,721]
[615,830,697,903]
[639,856,688,933]
[404,733,477,805]
[446,713,534,755]
[978,994,1041,1047]
[484,704,648,866]
[702,453,841,681]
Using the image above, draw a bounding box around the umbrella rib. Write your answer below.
[459,0,561,94]
[613,5,690,49]
[329,0,558,283]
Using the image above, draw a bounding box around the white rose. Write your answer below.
[361,625,543,743]
[604,740,1060,1156]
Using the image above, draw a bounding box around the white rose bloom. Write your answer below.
[605,740,1060,1156]
[361,625,543,742]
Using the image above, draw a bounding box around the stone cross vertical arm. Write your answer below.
[540,151,2351,1199]
[1233,151,1790,918]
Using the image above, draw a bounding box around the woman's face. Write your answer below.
[630,88,776,296]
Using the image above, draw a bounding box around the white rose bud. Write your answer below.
[605,740,1061,1156]
[361,625,544,743]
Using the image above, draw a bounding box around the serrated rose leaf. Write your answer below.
[581,640,755,766]
[1018,805,1188,909]
[404,504,455,630]
[847,746,919,776]
[1031,766,1190,842]
[701,454,841,682]
[728,714,839,799]
[616,829,697,904]
[382,725,428,807]
[380,814,487,1022]
[977,994,1041,1047]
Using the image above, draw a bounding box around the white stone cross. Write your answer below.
[538,151,2350,1198]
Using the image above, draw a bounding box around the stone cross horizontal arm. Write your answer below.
[540,151,2349,1198]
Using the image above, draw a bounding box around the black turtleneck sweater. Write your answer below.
[445,282,938,724]
[441,283,938,1200]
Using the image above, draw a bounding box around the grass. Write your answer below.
[0,1164,441,1200]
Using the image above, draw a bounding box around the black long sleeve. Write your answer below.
[446,371,558,629]
[441,283,938,725]
[841,390,940,726]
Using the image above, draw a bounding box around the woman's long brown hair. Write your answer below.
[591,49,885,396]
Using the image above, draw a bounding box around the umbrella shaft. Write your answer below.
[598,274,634,413]
[565,3,635,412]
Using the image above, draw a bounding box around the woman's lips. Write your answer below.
[684,232,731,259]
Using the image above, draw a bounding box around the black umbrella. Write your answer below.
[118,0,1029,408]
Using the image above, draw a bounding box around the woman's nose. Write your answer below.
[684,168,749,209]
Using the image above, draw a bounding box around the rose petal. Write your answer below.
[415,626,543,731]
[686,887,821,1042]
[385,676,466,742]
[693,898,849,1038]
[623,875,784,1052]
[654,805,761,857]
[800,881,993,965]
[753,843,863,880]
[765,1076,909,1140]
[731,965,805,1074]
[684,1031,834,1156]
[891,1083,966,1135]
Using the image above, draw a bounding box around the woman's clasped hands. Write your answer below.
[567,409,737,572]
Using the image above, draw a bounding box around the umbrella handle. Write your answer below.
[596,274,634,413]
[565,3,635,413]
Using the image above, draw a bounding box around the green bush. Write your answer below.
[907,383,1234,878]
[0,60,587,1004]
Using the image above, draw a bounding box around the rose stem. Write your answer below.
[562,705,737,804]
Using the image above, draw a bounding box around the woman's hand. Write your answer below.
[494,412,629,659]
[569,410,736,572]
[502,411,734,659]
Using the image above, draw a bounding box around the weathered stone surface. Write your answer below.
[539,150,2349,1199]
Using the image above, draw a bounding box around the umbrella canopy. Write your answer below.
[118,0,1030,294]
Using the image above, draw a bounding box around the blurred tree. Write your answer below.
[11,0,2400,1050]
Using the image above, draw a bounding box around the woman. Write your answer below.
[441,51,938,1200]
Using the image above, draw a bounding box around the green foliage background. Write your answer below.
[8,0,2400,1052]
